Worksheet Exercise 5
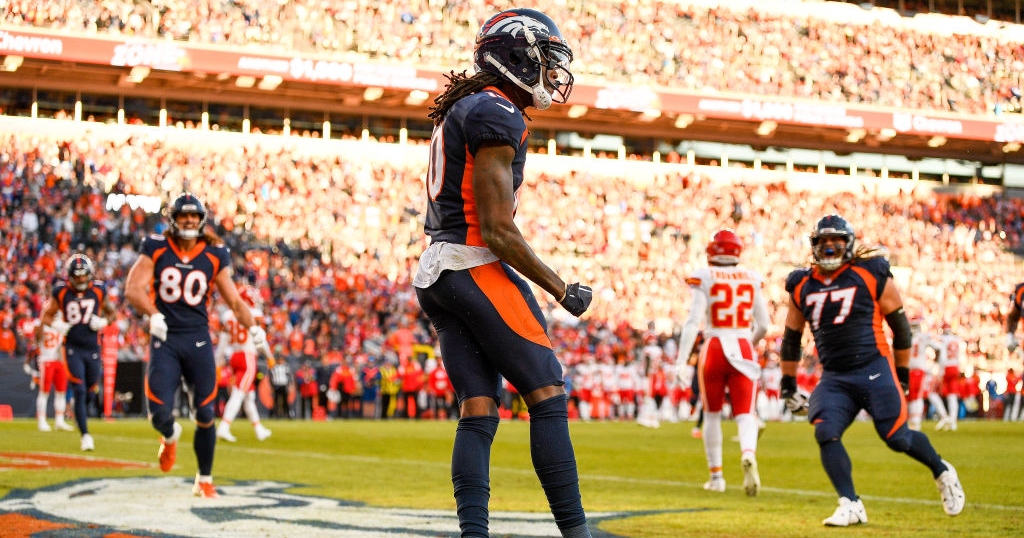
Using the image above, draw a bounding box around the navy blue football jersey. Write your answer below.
[140,234,230,333]
[423,86,527,247]
[1011,282,1024,312]
[51,280,107,351]
[785,256,893,372]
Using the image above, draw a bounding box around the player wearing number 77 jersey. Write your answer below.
[781,214,964,526]
[677,229,769,497]
[125,193,268,499]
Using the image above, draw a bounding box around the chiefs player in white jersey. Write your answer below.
[215,285,273,442]
[677,230,770,496]
[25,320,75,432]
[931,322,964,431]
[907,318,948,430]
[759,354,783,421]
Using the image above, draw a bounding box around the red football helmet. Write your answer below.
[706,230,743,265]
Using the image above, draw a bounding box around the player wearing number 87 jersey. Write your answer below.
[677,229,769,496]
[124,192,266,499]
[38,253,116,451]
[781,214,964,526]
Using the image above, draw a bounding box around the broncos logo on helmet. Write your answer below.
[809,214,856,271]
[65,253,94,291]
[474,8,574,110]
[166,193,207,240]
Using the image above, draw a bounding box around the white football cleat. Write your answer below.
[216,423,237,443]
[38,421,52,432]
[80,434,95,452]
[54,420,74,431]
[703,476,726,493]
[823,497,867,526]
[936,460,965,516]
[741,453,761,497]
[254,424,272,441]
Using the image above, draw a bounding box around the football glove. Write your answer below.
[23,362,32,376]
[49,319,71,336]
[896,366,910,396]
[89,315,109,331]
[1007,333,1018,353]
[149,313,168,341]
[781,374,809,416]
[249,325,270,355]
[559,282,593,317]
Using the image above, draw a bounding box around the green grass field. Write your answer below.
[1,417,1021,537]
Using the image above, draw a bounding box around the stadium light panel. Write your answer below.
[639,109,661,122]
[405,90,429,106]
[235,75,256,88]
[363,87,384,101]
[2,55,23,72]
[927,136,947,148]
[674,114,695,129]
[257,75,282,91]
[1003,142,1021,153]
[127,66,150,83]
[877,128,897,141]
[756,121,777,137]
[567,105,588,118]
[846,129,866,143]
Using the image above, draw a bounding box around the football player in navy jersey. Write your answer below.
[124,193,268,499]
[37,253,116,451]
[780,214,965,526]
[413,8,592,538]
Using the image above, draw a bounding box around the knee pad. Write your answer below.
[150,412,174,433]
[194,404,216,425]
[814,420,843,445]
[884,428,912,452]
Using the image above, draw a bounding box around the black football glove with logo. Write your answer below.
[559,282,593,317]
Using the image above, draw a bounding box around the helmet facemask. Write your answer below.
[66,255,93,291]
[811,234,850,271]
[476,9,574,111]
[168,194,207,240]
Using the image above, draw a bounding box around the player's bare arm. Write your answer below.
[473,141,565,300]
[36,299,60,343]
[124,254,157,316]
[216,271,256,329]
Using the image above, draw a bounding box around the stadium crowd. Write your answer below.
[1,125,1023,422]
[2,0,1023,117]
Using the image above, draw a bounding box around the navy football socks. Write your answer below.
[529,395,590,537]
[194,424,216,476]
[451,415,499,537]
[820,439,857,500]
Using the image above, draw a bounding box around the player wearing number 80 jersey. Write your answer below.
[677,229,769,496]
[125,193,267,499]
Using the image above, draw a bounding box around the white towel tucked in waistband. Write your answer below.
[413,242,499,288]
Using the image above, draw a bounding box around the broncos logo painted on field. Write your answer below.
[0,477,705,537]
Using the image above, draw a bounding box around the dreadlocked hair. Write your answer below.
[428,70,507,125]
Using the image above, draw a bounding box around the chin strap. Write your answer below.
[483,53,552,110]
